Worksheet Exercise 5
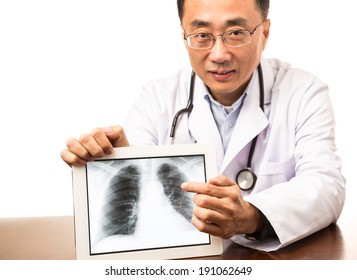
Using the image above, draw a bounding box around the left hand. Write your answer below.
[181,175,263,239]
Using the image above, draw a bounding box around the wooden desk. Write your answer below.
[1,215,356,260]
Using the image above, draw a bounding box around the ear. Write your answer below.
[182,31,189,50]
[261,19,271,50]
[181,31,186,42]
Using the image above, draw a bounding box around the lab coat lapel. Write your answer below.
[188,78,225,165]
[221,71,269,173]
[188,59,273,172]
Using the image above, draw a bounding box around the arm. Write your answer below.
[239,73,345,251]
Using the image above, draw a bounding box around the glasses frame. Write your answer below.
[184,20,266,50]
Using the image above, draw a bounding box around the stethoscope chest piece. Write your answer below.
[236,168,257,191]
[171,64,265,192]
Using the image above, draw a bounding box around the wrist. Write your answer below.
[243,211,276,242]
[246,203,265,234]
[243,204,267,241]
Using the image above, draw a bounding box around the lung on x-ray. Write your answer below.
[72,144,222,259]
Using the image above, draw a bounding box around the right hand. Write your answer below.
[60,126,129,166]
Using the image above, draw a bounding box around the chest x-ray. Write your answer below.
[86,155,209,255]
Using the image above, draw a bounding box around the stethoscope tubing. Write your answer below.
[170,71,196,139]
[170,64,265,191]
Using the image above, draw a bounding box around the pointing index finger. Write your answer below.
[181,181,227,198]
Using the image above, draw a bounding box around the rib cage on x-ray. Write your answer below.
[156,163,192,222]
[87,155,205,250]
[101,165,141,237]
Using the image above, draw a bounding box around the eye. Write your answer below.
[227,29,244,37]
[192,33,212,42]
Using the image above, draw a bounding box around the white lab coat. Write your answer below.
[123,57,345,251]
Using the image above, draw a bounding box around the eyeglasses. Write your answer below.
[184,20,265,50]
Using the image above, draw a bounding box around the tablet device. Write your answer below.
[72,144,223,259]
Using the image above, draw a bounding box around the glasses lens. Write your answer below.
[187,33,213,49]
[224,30,250,47]
[186,29,252,49]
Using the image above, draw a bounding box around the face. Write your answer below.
[181,0,270,105]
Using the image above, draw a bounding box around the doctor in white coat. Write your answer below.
[61,0,345,252]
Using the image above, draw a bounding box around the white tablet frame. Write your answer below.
[72,144,223,260]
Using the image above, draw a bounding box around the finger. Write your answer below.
[181,181,229,198]
[191,214,221,236]
[60,149,87,166]
[209,175,236,186]
[66,137,97,162]
[103,126,129,147]
[193,193,220,210]
[192,203,222,224]
[192,208,238,239]
[90,127,114,154]
[78,133,108,158]
[192,196,234,226]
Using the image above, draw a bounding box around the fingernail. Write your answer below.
[181,182,187,190]
[105,147,113,154]
[210,177,221,184]
[103,127,113,135]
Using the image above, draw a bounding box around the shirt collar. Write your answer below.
[203,70,257,111]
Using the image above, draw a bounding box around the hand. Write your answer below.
[181,175,263,239]
[60,126,129,166]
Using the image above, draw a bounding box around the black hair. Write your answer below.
[177,0,270,22]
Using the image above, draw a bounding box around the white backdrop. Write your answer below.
[0,0,355,219]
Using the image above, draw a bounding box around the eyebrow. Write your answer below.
[190,19,210,28]
[225,17,248,27]
[190,17,248,29]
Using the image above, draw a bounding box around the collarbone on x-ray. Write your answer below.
[86,156,207,253]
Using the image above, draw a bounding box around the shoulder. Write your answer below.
[130,67,193,114]
[142,67,192,94]
[265,58,327,91]
[261,58,329,110]
[264,58,332,123]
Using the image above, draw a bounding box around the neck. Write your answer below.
[208,83,248,106]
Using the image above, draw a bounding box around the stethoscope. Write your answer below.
[170,64,265,191]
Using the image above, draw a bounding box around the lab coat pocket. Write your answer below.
[257,156,296,189]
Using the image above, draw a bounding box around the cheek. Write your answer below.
[186,52,208,78]
[187,51,204,67]
[186,46,261,74]
[235,46,262,69]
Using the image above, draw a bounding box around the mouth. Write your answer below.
[209,70,235,81]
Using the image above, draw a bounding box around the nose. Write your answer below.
[209,36,231,63]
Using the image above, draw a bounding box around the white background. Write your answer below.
[0,0,355,222]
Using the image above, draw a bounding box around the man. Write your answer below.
[61,0,345,251]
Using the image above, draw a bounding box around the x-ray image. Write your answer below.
[86,155,210,255]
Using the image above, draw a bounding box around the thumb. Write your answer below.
[103,126,130,147]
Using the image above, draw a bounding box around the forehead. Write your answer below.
[182,0,261,29]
